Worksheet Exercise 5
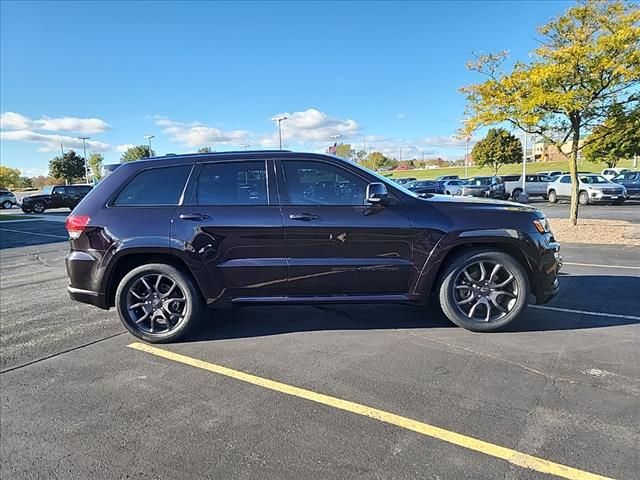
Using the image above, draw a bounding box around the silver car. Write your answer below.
[547,174,626,205]
[440,179,465,195]
[0,189,17,209]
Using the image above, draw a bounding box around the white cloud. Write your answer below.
[272,108,359,143]
[155,116,249,147]
[0,130,111,153]
[35,116,111,134]
[0,112,32,130]
[0,111,110,134]
[116,143,136,153]
[421,135,477,148]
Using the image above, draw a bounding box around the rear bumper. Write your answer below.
[67,285,109,309]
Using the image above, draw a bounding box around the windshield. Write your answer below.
[580,175,610,184]
[41,186,54,194]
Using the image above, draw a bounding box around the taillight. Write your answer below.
[65,215,90,239]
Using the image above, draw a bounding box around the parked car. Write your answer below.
[502,174,552,201]
[0,189,17,209]
[434,175,459,181]
[547,174,626,205]
[65,150,561,342]
[459,176,506,199]
[394,177,417,185]
[439,179,466,195]
[21,184,93,213]
[404,180,445,195]
[601,168,629,180]
[612,170,640,197]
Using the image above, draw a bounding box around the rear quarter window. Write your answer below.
[113,165,192,206]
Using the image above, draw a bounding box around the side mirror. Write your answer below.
[366,182,388,204]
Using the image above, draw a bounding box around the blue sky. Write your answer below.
[1,0,572,176]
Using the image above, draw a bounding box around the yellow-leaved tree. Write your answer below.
[461,0,640,224]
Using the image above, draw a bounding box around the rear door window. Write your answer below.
[113,165,192,206]
[196,161,268,205]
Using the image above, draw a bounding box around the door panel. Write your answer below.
[278,159,412,296]
[171,160,286,302]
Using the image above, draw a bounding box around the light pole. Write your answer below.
[330,134,341,155]
[144,135,155,156]
[240,144,250,151]
[464,136,470,178]
[272,116,287,150]
[77,137,91,183]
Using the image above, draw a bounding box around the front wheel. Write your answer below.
[32,201,46,213]
[116,263,204,343]
[2,200,13,209]
[438,249,529,332]
[512,189,523,201]
[578,191,589,205]
[547,190,557,203]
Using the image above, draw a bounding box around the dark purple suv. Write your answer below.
[65,151,561,342]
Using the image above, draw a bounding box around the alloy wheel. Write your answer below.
[125,274,188,334]
[452,260,518,323]
[33,202,45,213]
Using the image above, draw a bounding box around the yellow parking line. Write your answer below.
[128,342,613,480]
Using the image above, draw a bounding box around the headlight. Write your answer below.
[533,218,551,234]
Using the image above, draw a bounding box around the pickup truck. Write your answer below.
[502,174,552,201]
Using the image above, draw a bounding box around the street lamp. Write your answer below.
[272,116,288,150]
[144,135,155,156]
[240,144,250,151]
[464,136,470,178]
[77,137,91,183]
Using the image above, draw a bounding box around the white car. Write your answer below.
[547,174,627,205]
[440,179,466,195]
[502,174,552,201]
[601,168,629,180]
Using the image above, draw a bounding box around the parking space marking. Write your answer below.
[128,342,612,480]
[0,227,67,239]
[563,262,640,270]
[530,305,640,321]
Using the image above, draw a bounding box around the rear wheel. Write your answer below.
[1,200,12,209]
[116,263,204,343]
[547,190,557,203]
[512,188,523,201]
[32,201,45,213]
[438,249,529,332]
[578,191,589,205]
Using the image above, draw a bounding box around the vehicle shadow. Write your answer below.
[183,274,639,342]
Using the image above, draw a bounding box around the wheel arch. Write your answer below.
[414,235,536,298]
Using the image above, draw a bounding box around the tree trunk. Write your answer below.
[569,131,581,226]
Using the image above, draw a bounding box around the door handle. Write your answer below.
[289,213,319,221]
[179,213,210,221]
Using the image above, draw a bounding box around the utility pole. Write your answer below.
[240,144,250,151]
[60,143,64,156]
[77,137,91,183]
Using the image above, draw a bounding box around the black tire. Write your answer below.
[578,191,589,205]
[438,249,529,332]
[2,200,13,209]
[116,263,204,343]
[21,207,33,213]
[32,201,46,213]
[547,190,557,203]
[445,190,451,195]
[512,188,522,201]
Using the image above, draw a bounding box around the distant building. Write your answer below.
[531,140,584,162]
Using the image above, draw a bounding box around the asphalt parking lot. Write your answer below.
[1,212,639,479]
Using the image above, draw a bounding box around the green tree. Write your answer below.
[0,166,21,189]
[461,0,640,224]
[583,105,640,168]
[120,145,154,162]
[16,176,33,189]
[354,149,367,164]
[471,128,522,174]
[335,143,354,160]
[88,153,104,181]
[49,150,85,184]
[362,151,397,171]
[197,146,212,153]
